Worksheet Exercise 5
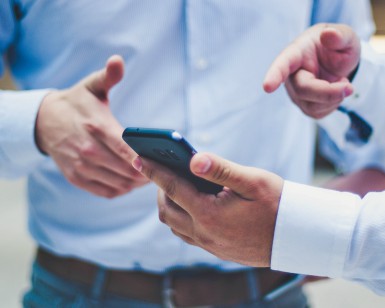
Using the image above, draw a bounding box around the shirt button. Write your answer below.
[195,58,208,70]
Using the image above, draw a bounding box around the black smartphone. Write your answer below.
[122,127,223,194]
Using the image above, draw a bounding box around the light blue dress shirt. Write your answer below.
[0,0,374,271]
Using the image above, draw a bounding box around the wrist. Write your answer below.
[34,90,60,155]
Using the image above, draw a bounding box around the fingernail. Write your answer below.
[132,157,142,172]
[193,155,212,174]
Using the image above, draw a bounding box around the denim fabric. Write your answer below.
[23,262,308,308]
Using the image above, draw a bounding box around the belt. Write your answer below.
[36,248,296,307]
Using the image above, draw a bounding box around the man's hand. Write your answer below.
[35,55,148,198]
[132,152,283,267]
[263,23,360,119]
[325,168,385,198]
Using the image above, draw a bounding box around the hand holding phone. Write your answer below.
[122,128,223,194]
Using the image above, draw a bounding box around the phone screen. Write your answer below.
[122,127,223,194]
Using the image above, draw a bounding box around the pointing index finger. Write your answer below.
[263,43,303,93]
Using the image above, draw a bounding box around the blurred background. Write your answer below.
[2,1,385,307]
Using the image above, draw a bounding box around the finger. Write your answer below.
[289,69,353,104]
[84,120,147,179]
[263,43,303,93]
[284,76,344,119]
[78,136,146,181]
[133,156,212,214]
[157,190,193,235]
[68,174,122,199]
[190,153,279,200]
[299,100,342,119]
[84,55,125,102]
[320,25,358,52]
[73,160,148,192]
[171,229,197,246]
[320,25,360,77]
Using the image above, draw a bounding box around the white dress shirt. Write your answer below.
[0,1,374,271]
[272,43,385,295]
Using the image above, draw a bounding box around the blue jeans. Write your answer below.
[23,262,308,308]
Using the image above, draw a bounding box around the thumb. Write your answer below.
[190,153,281,200]
[84,55,125,102]
[320,25,358,52]
[320,25,360,77]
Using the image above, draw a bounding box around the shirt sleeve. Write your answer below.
[0,3,52,178]
[343,191,385,295]
[0,90,51,178]
[271,180,385,295]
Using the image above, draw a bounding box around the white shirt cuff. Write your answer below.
[271,180,361,278]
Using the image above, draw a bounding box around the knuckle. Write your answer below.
[103,190,119,199]
[308,106,330,119]
[313,112,327,120]
[145,167,154,181]
[326,92,341,104]
[172,229,192,245]
[163,180,177,199]
[83,121,104,136]
[165,195,177,209]
[116,141,132,157]
[252,175,269,193]
[72,159,88,174]
[117,178,132,190]
[301,102,319,118]
[311,113,323,120]
[65,167,81,185]
[158,207,167,224]
[97,186,120,199]
[195,231,214,247]
[79,142,98,158]
[96,187,117,199]
[197,206,216,227]
[115,185,133,195]
[157,191,169,224]
[308,91,342,112]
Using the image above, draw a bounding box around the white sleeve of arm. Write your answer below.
[0,3,51,178]
[271,181,385,295]
[0,89,51,178]
[343,191,385,295]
